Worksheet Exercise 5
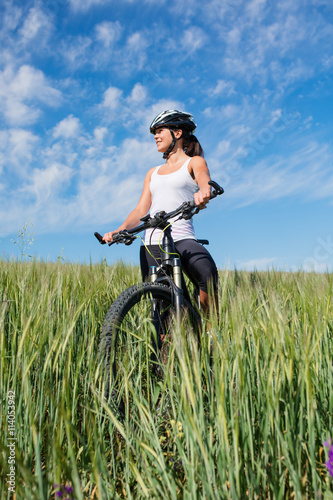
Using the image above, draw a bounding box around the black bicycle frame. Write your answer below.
[94,179,224,318]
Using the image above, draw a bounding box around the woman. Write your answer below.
[103,110,218,314]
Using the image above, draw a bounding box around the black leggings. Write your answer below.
[139,239,218,293]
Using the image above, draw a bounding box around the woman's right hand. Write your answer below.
[103,230,121,243]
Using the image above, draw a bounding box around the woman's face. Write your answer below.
[154,127,182,153]
[154,127,171,153]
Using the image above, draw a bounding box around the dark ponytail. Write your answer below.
[182,130,204,158]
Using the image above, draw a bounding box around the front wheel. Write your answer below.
[98,282,200,416]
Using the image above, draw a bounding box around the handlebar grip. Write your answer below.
[208,180,224,197]
[94,232,106,244]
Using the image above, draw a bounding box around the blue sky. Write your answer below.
[1,0,332,271]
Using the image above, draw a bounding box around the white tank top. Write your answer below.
[144,158,198,245]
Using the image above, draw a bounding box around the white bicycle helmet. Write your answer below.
[150,110,197,134]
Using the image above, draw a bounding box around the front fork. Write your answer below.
[149,260,184,371]
[172,258,184,317]
[149,258,184,324]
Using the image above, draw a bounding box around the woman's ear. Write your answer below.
[174,129,183,140]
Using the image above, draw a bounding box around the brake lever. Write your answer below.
[109,230,135,247]
[182,204,200,220]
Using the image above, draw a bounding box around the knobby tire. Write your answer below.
[98,281,200,416]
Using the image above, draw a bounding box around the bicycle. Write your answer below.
[95,180,224,416]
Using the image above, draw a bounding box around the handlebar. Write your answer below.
[95,180,224,246]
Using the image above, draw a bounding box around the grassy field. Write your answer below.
[0,259,332,499]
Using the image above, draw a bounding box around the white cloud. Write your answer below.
[127,83,147,104]
[0,128,39,179]
[215,140,231,156]
[68,0,164,11]
[220,141,333,207]
[214,1,331,88]
[100,83,162,129]
[95,21,122,47]
[58,26,149,74]
[218,104,239,120]
[180,26,207,53]
[94,126,108,141]
[4,99,41,126]
[9,65,60,104]
[273,59,314,89]
[102,86,123,110]
[207,80,236,98]
[18,6,53,44]
[123,31,149,65]
[1,2,22,33]
[72,172,139,225]
[23,163,74,203]
[245,0,267,20]
[68,0,112,12]
[1,164,74,231]
[111,137,158,174]
[7,129,39,168]
[59,35,92,67]
[0,65,62,126]
[9,128,38,157]
[53,115,81,139]
[126,31,149,58]
[322,55,333,69]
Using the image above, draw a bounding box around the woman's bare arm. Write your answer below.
[189,156,212,206]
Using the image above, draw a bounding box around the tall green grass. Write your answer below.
[0,259,332,499]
